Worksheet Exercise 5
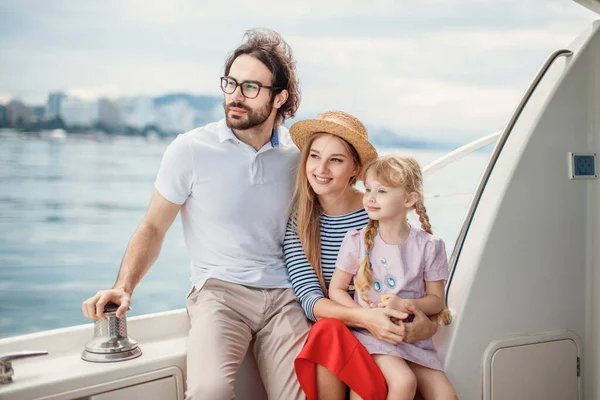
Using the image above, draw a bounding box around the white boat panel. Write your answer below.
[490,339,578,400]
[87,373,179,400]
[482,331,581,400]
[440,20,600,400]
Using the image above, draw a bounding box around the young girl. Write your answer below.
[329,155,456,400]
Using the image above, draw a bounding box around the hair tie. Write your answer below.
[365,250,370,255]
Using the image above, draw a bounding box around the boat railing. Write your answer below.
[422,131,501,178]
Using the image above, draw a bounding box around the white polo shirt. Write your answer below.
[155,119,299,290]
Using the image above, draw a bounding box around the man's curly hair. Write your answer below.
[224,28,300,126]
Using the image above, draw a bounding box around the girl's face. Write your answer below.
[363,170,417,221]
[305,134,359,198]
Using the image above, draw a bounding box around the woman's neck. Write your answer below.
[318,188,363,216]
[377,215,411,245]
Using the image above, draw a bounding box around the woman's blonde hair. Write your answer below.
[355,155,451,325]
[291,133,361,297]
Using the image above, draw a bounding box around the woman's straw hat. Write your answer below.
[289,111,378,167]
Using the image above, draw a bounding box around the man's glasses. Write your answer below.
[220,77,281,99]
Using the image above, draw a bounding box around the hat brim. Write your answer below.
[289,119,378,167]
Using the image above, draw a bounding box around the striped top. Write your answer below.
[283,208,369,322]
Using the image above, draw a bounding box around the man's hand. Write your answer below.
[361,307,408,344]
[82,288,131,320]
[403,303,438,343]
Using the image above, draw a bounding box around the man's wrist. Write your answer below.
[113,283,133,296]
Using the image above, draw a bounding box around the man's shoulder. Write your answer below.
[163,121,223,151]
[180,121,221,141]
[279,125,298,148]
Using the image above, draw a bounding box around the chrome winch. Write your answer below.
[81,303,142,363]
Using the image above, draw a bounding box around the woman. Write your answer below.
[284,111,441,400]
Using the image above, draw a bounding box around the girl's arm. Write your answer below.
[381,280,445,316]
[406,280,445,316]
[410,237,450,316]
[328,268,361,309]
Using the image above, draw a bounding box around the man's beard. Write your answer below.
[224,98,274,130]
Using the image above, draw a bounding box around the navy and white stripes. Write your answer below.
[283,209,369,322]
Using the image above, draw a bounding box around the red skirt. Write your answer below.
[295,318,388,400]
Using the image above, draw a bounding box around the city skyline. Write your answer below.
[0,91,223,136]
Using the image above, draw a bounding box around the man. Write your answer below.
[82,29,311,400]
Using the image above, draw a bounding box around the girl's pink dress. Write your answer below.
[336,226,449,370]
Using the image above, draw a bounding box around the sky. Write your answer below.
[0,0,597,141]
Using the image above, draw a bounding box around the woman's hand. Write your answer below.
[359,307,408,344]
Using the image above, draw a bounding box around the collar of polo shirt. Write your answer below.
[218,124,282,148]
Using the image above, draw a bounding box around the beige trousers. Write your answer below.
[185,278,311,400]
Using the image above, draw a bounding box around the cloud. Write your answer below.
[289,22,588,139]
[67,85,122,101]
[0,0,596,140]
[0,92,12,103]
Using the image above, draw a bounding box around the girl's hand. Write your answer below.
[360,307,408,344]
[378,294,410,313]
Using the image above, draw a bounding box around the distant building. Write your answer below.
[118,96,155,129]
[6,100,34,126]
[0,104,6,124]
[155,99,196,133]
[37,92,222,133]
[98,98,125,131]
[60,98,98,127]
[32,106,45,122]
[46,92,66,119]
